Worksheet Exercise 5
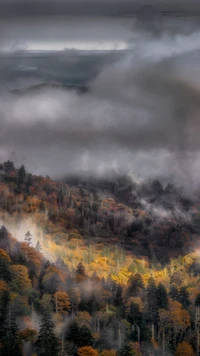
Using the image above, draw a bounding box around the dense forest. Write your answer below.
[1,161,200,355]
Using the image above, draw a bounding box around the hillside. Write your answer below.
[1,161,200,355]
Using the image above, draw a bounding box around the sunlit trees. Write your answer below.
[77,346,99,356]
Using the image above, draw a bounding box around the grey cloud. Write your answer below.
[1,18,200,190]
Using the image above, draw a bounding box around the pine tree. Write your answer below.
[118,342,135,356]
[156,282,168,310]
[169,284,179,301]
[146,277,158,340]
[35,312,59,356]
[0,288,10,340]
[178,286,191,309]
[65,321,93,347]
[35,240,42,253]
[76,262,85,276]
[25,231,32,246]
[18,165,26,185]
[1,301,22,356]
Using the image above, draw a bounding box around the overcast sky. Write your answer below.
[1,1,200,191]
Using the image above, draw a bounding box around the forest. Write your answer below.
[1,161,200,355]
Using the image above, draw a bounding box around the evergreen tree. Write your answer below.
[0,225,10,254]
[1,300,22,356]
[156,282,168,310]
[127,273,144,297]
[169,284,179,301]
[118,342,135,356]
[25,231,32,245]
[0,288,10,340]
[65,321,93,347]
[146,277,158,339]
[18,165,26,185]
[35,312,59,356]
[178,286,191,309]
[76,262,85,276]
[127,302,143,327]
[35,240,42,253]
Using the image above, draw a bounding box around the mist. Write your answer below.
[1,15,200,191]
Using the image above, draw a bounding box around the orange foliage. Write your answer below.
[54,291,71,313]
[77,346,99,356]
[100,350,117,356]
[175,341,194,356]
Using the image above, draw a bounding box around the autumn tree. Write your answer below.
[54,291,71,314]
[77,345,99,356]
[175,341,194,356]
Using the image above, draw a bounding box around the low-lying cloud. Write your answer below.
[1,19,200,191]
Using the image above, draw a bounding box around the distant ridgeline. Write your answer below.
[10,83,89,95]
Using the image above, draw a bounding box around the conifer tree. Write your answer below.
[35,312,59,356]
[35,240,42,253]
[156,282,168,310]
[25,231,32,246]
[18,165,26,185]
[178,286,191,309]
[76,262,85,276]
[146,277,158,340]
[0,298,22,356]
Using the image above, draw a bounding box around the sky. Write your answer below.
[1,1,200,191]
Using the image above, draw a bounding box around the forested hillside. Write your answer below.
[1,161,200,355]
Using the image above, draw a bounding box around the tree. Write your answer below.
[100,351,117,356]
[178,287,191,309]
[195,293,200,356]
[54,291,71,314]
[18,165,26,185]
[127,273,144,298]
[25,231,32,246]
[0,248,11,281]
[118,342,136,356]
[156,283,168,310]
[0,300,22,356]
[0,226,10,254]
[35,312,59,356]
[76,262,86,276]
[35,240,42,253]
[146,277,158,339]
[175,341,194,356]
[77,346,99,356]
[65,321,94,347]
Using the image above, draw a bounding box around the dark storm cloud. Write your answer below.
[0,0,200,18]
